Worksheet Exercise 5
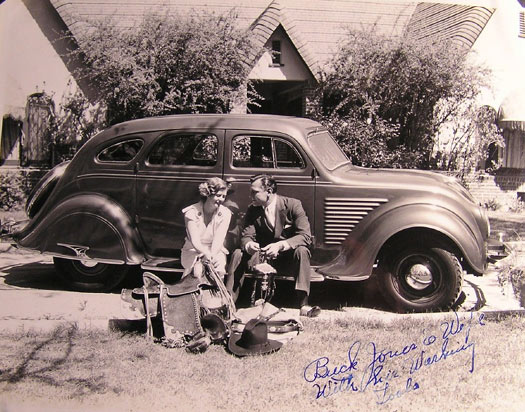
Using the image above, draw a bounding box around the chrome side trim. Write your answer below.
[45,251,126,265]
[140,265,184,273]
[56,243,90,259]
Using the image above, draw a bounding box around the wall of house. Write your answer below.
[248,26,313,81]
[502,129,525,168]
[0,0,77,145]
[469,0,525,109]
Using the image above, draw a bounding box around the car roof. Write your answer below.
[94,114,324,144]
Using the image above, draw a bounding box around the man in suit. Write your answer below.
[226,174,321,317]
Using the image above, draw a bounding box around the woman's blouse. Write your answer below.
[181,202,232,255]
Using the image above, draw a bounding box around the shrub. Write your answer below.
[432,104,504,175]
[482,198,501,211]
[310,27,500,170]
[496,248,525,308]
[67,10,259,125]
[0,172,32,211]
[47,86,106,165]
[505,197,525,213]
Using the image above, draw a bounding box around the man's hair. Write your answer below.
[250,174,277,193]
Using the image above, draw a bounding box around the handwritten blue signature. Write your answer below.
[303,311,485,405]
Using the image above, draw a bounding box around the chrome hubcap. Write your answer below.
[404,263,433,290]
[80,259,98,268]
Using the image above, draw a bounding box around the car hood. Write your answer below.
[331,164,475,202]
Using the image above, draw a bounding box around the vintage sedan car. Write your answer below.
[14,114,492,312]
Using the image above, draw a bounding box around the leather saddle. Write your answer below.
[121,272,203,343]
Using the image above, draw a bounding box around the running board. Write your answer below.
[244,268,325,282]
[141,258,326,281]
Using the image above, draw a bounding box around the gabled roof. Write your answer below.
[49,0,494,76]
[249,1,319,76]
[407,2,495,49]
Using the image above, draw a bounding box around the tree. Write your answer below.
[67,11,258,125]
[310,28,502,170]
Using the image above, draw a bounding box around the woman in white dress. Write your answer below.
[181,177,232,278]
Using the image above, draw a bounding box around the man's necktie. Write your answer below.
[265,206,275,229]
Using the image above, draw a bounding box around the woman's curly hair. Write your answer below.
[198,177,228,200]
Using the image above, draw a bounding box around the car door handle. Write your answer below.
[225,177,237,188]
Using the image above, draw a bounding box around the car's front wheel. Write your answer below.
[378,244,463,313]
[53,257,130,292]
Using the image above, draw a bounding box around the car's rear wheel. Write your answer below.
[378,244,463,313]
[53,257,129,292]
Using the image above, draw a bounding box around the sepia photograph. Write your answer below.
[1,0,524,411]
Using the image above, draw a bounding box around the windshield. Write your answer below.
[307,130,350,170]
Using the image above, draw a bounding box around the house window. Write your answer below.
[271,40,282,66]
[520,11,525,38]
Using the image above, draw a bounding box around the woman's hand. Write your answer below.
[200,252,221,271]
[200,251,213,265]
[210,255,221,270]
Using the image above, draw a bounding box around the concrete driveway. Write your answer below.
[0,243,523,332]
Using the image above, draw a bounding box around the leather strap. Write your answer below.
[132,274,200,297]
[231,319,302,334]
[267,320,303,334]
[143,272,164,338]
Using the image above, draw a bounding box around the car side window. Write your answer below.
[232,136,304,169]
[97,139,143,163]
[148,134,218,166]
[274,139,304,168]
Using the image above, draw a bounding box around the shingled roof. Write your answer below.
[49,0,494,77]
[406,2,495,48]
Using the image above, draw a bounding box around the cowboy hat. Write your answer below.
[228,318,282,357]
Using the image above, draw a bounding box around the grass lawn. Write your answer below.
[1,207,524,411]
[0,314,524,412]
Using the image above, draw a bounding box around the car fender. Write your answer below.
[15,194,144,265]
[317,203,486,279]
[25,161,70,218]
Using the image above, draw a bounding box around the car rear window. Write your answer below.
[148,134,218,166]
[97,139,143,163]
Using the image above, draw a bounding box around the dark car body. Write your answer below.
[14,114,491,312]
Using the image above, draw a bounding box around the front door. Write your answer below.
[135,130,224,257]
[223,130,316,250]
[248,81,305,116]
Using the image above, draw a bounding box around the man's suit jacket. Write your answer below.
[240,195,312,250]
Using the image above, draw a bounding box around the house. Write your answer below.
[1,0,520,177]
